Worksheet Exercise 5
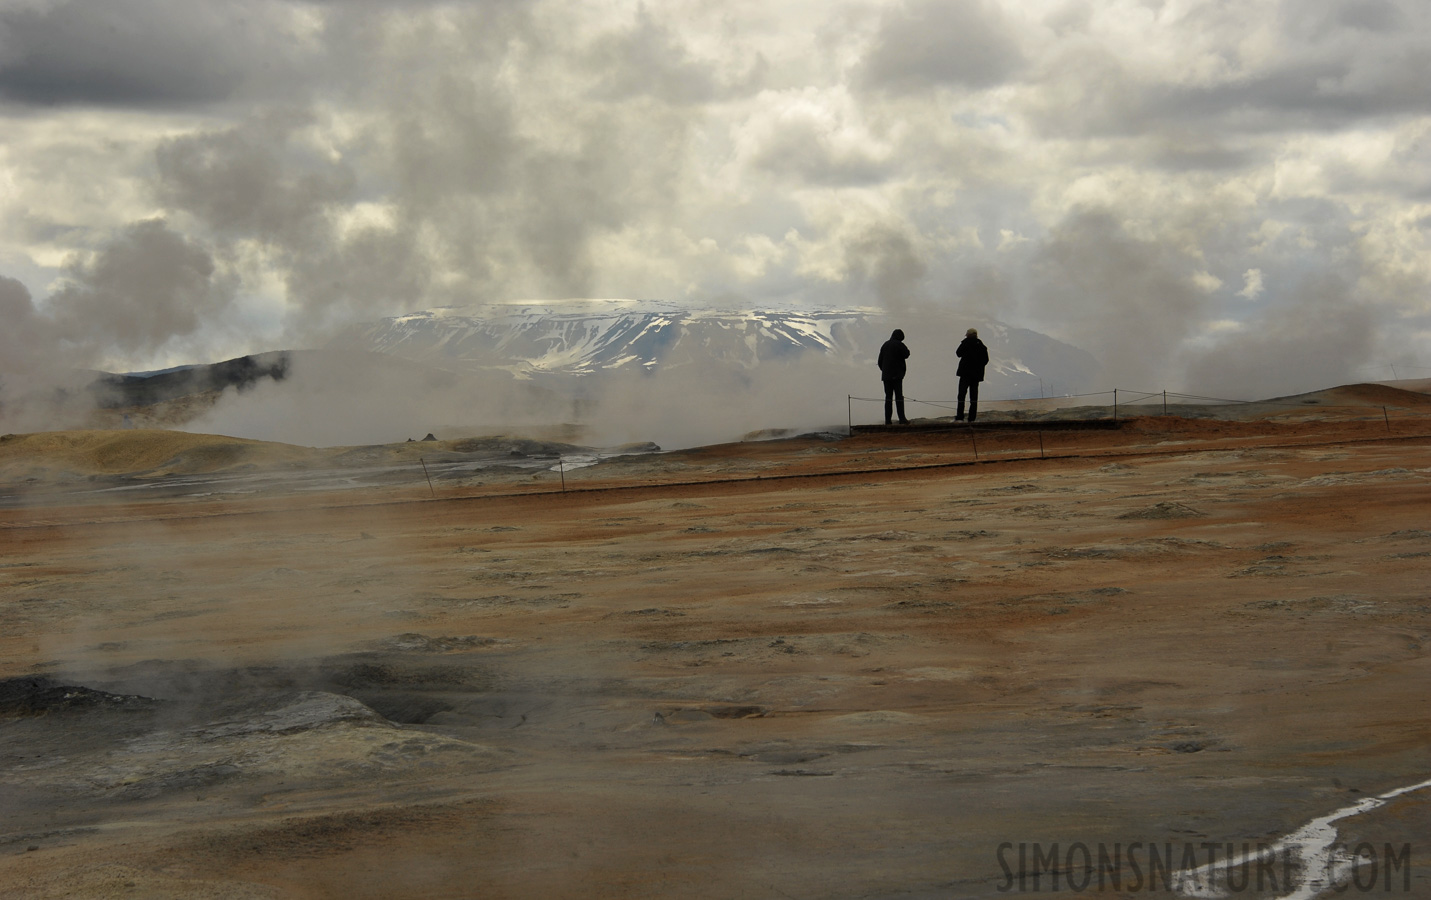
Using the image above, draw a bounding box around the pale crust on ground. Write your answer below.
[2,404,1430,899]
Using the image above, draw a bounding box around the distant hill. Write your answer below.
[85,351,292,409]
[329,301,1101,399]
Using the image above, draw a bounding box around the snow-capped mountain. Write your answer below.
[330,300,1100,399]
[332,301,852,374]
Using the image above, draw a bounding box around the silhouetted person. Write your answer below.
[955,327,989,422]
[877,328,910,425]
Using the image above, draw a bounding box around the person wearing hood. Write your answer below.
[877,328,911,425]
[955,327,989,422]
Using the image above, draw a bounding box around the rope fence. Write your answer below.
[847,387,1431,430]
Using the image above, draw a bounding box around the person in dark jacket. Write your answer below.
[955,327,989,422]
[877,328,911,425]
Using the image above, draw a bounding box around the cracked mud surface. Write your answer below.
[2,414,1430,898]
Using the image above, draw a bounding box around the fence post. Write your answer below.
[1163,390,1167,415]
[970,428,978,460]
[1383,406,1391,433]
[848,395,852,433]
[1113,388,1118,422]
[420,457,435,499]
[1038,430,1045,460]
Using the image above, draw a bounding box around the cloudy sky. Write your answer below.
[2,0,1430,396]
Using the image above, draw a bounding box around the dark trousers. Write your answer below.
[883,379,907,424]
[957,378,979,421]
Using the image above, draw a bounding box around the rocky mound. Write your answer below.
[0,675,161,717]
[1264,382,1431,409]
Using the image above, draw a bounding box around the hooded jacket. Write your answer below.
[956,335,989,382]
[877,330,910,381]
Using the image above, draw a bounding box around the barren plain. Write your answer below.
[2,385,1430,899]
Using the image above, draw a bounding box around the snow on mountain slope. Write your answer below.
[336,301,849,374]
[330,301,1100,399]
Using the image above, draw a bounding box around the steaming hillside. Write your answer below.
[2,303,1101,444]
[329,301,1100,398]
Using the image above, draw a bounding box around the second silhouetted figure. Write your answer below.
[877,329,911,425]
[956,328,989,422]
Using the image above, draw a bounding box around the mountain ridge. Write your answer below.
[329,302,1101,399]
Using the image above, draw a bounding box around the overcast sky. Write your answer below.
[2,0,1429,395]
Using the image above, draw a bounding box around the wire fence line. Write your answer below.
[847,387,1431,429]
[849,389,1120,406]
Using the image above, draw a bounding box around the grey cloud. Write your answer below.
[950,264,1014,322]
[0,273,95,429]
[1182,278,1376,399]
[0,273,36,317]
[153,114,411,340]
[1138,137,1257,173]
[1,220,236,429]
[155,115,356,239]
[0,275,47,370]
[314,1,539,107]
[0,0,310,108]
[280,223,432,338]
[1026,210,1211,387]
[379,109,669,305]
[842,224,928,313]
[46,218,236,362]
[140,1,697,330]
[340,8,697,302]
[1020,43,1147,138]
[1281,0,1407,38]
[1154,57,1431,130]
[327,5,676,300]
[860,0,1024,92]
[584,6,720,104]
[515,150,625,298]
[385,74,521,207]
[1030,2,1431,141]
[749,115,892,187]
